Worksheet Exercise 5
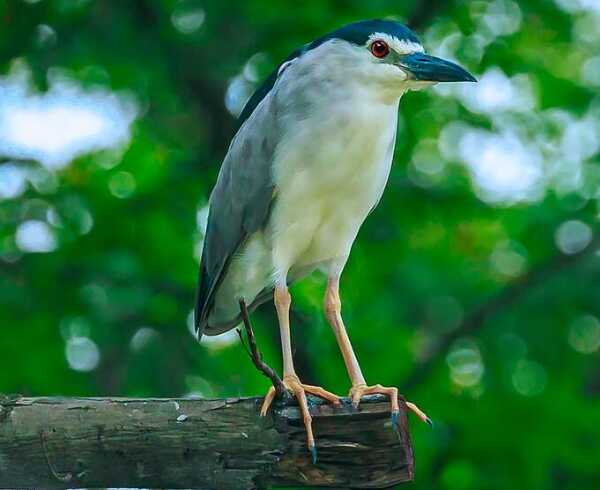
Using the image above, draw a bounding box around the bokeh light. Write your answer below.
[0,62,137,170]
[186,310,238,348]
[109,171,137,199]
[511,360,548,397]
[490,240,528,279]
[568,314,600,354]
[0,163,27,199]
[554,220,593,254]
[65,336,101,372]
[130,327,160,352]
[446,338,485,389]
[171,0,206,35]
[15,219,57,253]
[458,128,544,205]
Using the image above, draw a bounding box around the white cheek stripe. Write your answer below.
[367,32,424,55]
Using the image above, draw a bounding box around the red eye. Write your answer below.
[370,40,390,58]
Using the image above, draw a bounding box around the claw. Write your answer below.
[391,410,400,432]
[406,401,431,426]
[310,444,318,465]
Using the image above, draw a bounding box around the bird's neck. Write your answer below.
[331,76,405,108]
[323,83,402,127]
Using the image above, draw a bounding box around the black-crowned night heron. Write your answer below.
[195,19,475,458]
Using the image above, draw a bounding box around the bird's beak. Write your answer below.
[398,53,476,83]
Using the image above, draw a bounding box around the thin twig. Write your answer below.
[236,328,252,358]
[238,299,287,398]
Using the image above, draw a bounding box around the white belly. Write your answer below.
[209,99,398,326]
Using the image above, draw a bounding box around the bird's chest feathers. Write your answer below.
[274,97,397,210]
[268,98,398,267]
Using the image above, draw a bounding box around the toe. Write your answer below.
[386,387,399,413]
[260,386,276,416]
[348,384,431,429]
[406,401,432,426]
[278,377,340,464]
[350,384,403,432]
[289,383,316,460]
[303,384,341,406]
[349,384,366,409]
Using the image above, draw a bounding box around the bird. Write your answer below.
[195,19,475,459]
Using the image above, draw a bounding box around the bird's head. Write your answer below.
[239,20,476,124]
[310,20,476,95]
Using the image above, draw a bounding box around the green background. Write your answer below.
[1,0,599,489]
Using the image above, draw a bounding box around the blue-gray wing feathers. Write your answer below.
[195,94,280,338]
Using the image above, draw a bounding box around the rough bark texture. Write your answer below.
[0,394,414,489]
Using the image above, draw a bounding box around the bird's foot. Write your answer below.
[349,383,432,430]
[260,375,341,463]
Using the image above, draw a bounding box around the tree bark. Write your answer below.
[0,394,414,489]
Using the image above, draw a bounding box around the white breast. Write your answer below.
[269,95,399,280]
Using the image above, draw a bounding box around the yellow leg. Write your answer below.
[260,285,341,462]
[324,277,431,427]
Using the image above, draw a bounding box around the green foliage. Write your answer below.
[1,0,600,488]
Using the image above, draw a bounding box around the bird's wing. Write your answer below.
[195,93,280,337]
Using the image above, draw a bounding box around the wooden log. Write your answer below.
[0,394,414,489]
